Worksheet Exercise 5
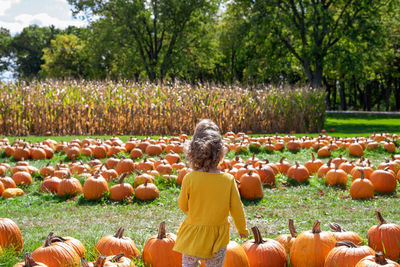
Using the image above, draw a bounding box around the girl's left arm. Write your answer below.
[178,176,189,213]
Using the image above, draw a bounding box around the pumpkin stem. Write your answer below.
[81,257,90,267]
[329,223,345,232]
[359,169,365,180]
[280,157,285,164]
[112,254,125,262]
[376,211,387,225]
[134,167,142,176]
[93,255,107,267]
[311,153,315,161]
[44,232,54,247]
[336,240,357,248]
[311,221,321,234]
[251,226,264,244]
[119,173,129,184]
[157,221,167,239]
[288,219,297,238]
[295,161,299,168]
[375,252,388,264]
[23,252,40,267]
[114,227,125,238]
[327,158,332,167]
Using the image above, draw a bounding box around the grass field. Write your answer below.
[1,113,400,266]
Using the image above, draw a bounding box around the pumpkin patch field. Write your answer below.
[1,131,400,266]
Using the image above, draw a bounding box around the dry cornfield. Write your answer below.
[0,80,326,136]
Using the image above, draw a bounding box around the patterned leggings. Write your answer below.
[182,247,227,267]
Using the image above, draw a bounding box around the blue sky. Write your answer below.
[0,0,88,34]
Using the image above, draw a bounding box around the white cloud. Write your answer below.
[0,0,21,16]
[0,12,87,34]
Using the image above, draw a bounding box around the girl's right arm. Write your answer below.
[229,178,249,237]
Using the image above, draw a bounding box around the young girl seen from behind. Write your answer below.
[173,119,249,267]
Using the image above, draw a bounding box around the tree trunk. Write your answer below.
[365,83,372,111]
[394,78,400,111]
[339,80,346,110]
[385,77,392,111]
[323,77,331,110]
[332,80,337,110]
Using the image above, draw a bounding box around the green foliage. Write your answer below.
[40,34,89,78]
[0,28,12,73]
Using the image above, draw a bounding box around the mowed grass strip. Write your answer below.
[1,141,400,266]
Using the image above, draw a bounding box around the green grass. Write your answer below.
[1,142,400,266]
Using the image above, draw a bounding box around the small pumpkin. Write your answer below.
[83,175,109,200]
[109,173,134,201]
[13,252,48,267]
[350,170,374,199]
[304,153,324,174]
[2,188,24,198]
[275,219,297,254]
[12,171,32,186]
[135,181,159,201]
[40,176,61,194]
[287,162,309,183]
[275,157,291,175]
[325,165,348,186]
[96,227,141,259]
[57,173,83,197]
[329,223,363,245]
[355,252,400,267]
[238,171,264,199]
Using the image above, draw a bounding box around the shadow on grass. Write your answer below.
[242,197,263,206]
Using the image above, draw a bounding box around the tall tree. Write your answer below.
[68,0,220,81]
[0,28,12,74]
[237,0,393,88]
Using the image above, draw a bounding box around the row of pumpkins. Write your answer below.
[0,132,398,162]
[2,211,400,267]
[1,148,400,201]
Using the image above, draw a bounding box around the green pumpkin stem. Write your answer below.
[312,221,321,234]
[336,240,357,248]
[251,226,264,244]
[376,211,387,225]
[375,252,388,264]
[288,219,297,238]
[157,221,167,239]
[114,227,125,238]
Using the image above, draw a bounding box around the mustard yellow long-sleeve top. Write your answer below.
[173,171,249,258]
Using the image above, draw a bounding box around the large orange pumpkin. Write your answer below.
[369,169,397,194]
[83,175,109,200]
[367,212,400,261]
[222,241,250,267]
[287,162,310,183]
[290,221,336,267]
[242,226,287,267]
[238,171,264,199]
[355,252,400,266]
[142,222,182,267]
[96,227,140,259]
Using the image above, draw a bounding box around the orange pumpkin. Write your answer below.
[367,212,400,261]
[355,252,400,266]
[275,157,291,175]
[96,227,140,259]
[317,158,334,178]
[325,165,348,186]
[287,162,310,183]
[304,153,324,174]
[109,173,134,201]
[12,171,32,186]
[13,252,48,267]
[242,226,287,267]
[83,175,109,200]
[222,241,250,267]
[40,176,61,194]
[350,170,374,200]
[135,181,159,201]
[329,223,363,245]
[325,241,374,267]
[2,188,24,198]
[349,143,364,157]
[57,174,83,197]
[255,165,275,186]
[275,219,297,254]
[0,218,23,251]
[238,171,263,199]
[290,221,336,267]
[116,159,135,175]
[142,222,182,267]
[369,168,397,194]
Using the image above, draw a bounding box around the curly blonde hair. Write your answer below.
[184,119,225,171]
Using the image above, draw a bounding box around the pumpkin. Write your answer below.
[142,222,182,267]
[93,145,108,159]
[329,223,363,245]
[275,157,291,175]
[351,164,374,180]
[290,220,336,267]
[332,155,348,167]
[0,175,16,188]
[14,146,30,161]
[325,165,348,186]
[136,158,154,171]
[40,176,61,194]
[135,181,159,201]
[156,161,172,175]
[101,169,118,182]
[275,219,297,254]
[81,254,135,267]
[238,171,264,199]
[349,143,364,157]
[350,170,374,199]
[130,148,143,159]
[43,234,86,258]
[255,165,275,186]
[2,188,24,198]
[317,158,334,178]
[13,252,48,267]
[367,212,400,260]
[287,140,301,152]
[40,164,54,177]
[96,227,141,259]
[57,173,83,197]
[109,173,134,201]
[66,146,80,159]
[324,241,375,267]
[0,218,23,251]
[242,226,287,267]
[317,146,331,157]
[116,159,135,175]
[287,162,310,183]
[305,153,324,174]
[177,168,192,186]
[83,175,109,200]
[369,168,397,194]
[222,241,250,267]
[355,252,400,267]
[339,160,356,174]
[12,171,32,186]
[133,171,154,188]
[31,232,80,267]
[145,144,163,156]
[165,151,181,165]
